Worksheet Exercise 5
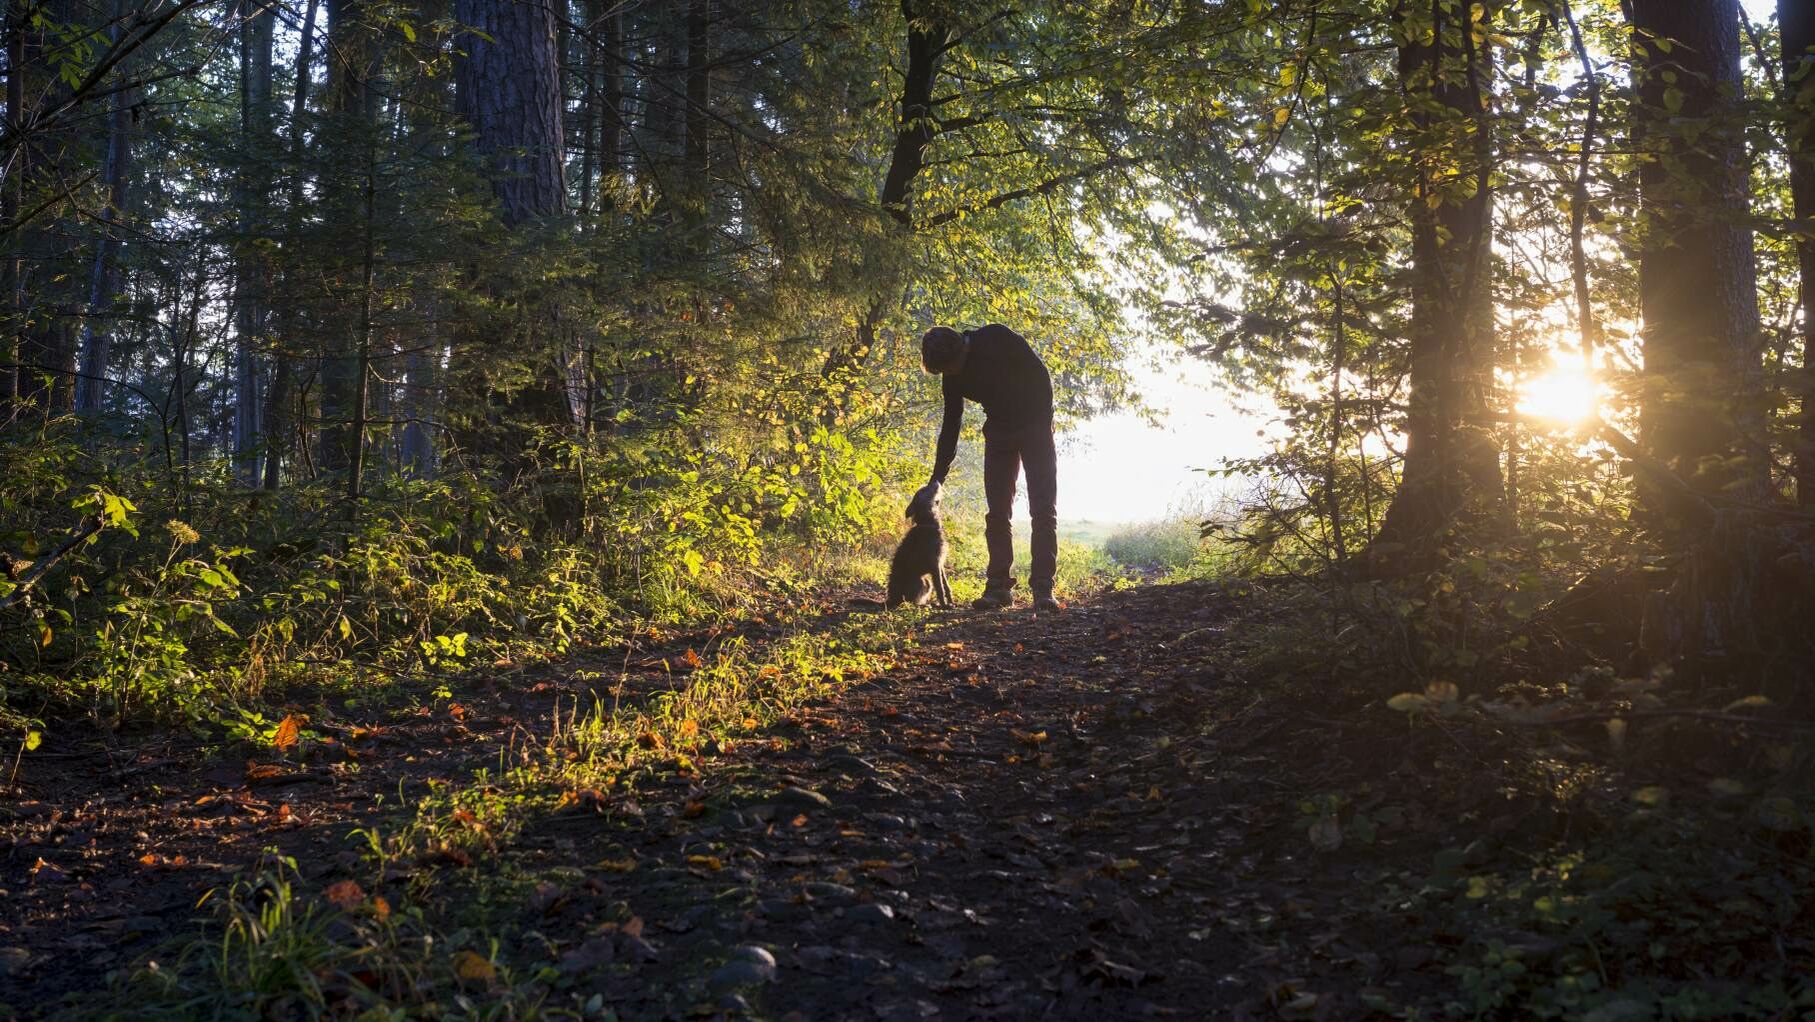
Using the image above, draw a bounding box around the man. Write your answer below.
[912,324,1059,612]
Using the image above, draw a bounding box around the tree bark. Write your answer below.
[73,0,134,415]
[454,0,576,527]
[1783,0,1815,506]
[1629,0,1767,519]
[317,0,378,475]
[1367,0,1503,553]
[231,0,274,484]
[262,0,320,489]
[455,0,567,226]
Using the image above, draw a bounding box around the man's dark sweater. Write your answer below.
[929,324,1053,485]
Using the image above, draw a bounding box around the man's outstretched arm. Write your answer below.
[929,381,963,485]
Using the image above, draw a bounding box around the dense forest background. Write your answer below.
[6,0,1812,723]
[3,0,1815,1016]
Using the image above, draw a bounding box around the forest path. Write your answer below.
[4,581,1442,1019]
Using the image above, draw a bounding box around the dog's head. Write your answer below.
[905,487,942,525]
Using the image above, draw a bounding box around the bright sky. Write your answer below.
[1060,345,1266,523]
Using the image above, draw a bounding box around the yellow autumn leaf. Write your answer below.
[451,949,496,983]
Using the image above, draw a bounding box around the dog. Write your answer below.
[852,488,952,610]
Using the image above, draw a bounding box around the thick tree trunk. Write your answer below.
[1629,0,1767,519]
[1784,0,1815,507]
[1367,0,1502,553]
[454,0,576,527]
[683,0,710,204]
[877,1,947,227]
[455,0,567,226]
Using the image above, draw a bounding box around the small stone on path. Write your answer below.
[778,785,832,809]
[849,902,896,924]
[708,945,777,990]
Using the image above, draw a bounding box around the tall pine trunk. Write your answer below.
[454,0,575,527]
[1629,0,1766,519]
[317,0,378,475]
[262,0,319,489]
[232,0,275,484]
[74,0,134,414]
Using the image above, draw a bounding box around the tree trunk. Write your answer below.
[72,0,134,414]
[455,0,567,226]
[317,0,378,475]
[262,0,319,489]
[683,0,710,209]
[454,0,576,528]
[1367,0,1503,554]
[13,2,77,417]
[2,6,24,415]
[1629,0,1767,520]
[232,0,275,484]
[1783,0,1815,507]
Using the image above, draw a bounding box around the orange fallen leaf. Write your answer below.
[686,854,723,872]
[272,713,304,753]
[447,703,467,722]
[324,879,365,910]
[682,648,702,668]
[683,800,706,818]
[370,895,391,920]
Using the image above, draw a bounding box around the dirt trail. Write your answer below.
[2,581,1437,1019]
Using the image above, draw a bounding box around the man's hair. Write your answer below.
[921,326,965,373]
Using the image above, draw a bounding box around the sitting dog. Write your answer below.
[884,485,952,608]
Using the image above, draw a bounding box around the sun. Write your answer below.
[1516,362,1602,428]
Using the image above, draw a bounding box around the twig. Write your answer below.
[1501,708,1815,731]
[0,515,105,613]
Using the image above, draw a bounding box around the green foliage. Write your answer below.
[1102,519,1205,573]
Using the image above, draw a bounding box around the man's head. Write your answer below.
[921,326,967,375]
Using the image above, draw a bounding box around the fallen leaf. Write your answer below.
[451,949,496,984]
[324,879,365,910]
[272,713,304,753]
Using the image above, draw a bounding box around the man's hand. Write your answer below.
[906,481,942,518]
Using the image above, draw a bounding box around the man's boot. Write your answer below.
[1032,586,1060,613]
[973,581,1015,610]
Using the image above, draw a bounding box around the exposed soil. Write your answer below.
[0,581,1577,1019]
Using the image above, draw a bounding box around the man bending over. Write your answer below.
[912,324,1059,613]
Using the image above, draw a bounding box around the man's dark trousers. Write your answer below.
[982,421,1057,594]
